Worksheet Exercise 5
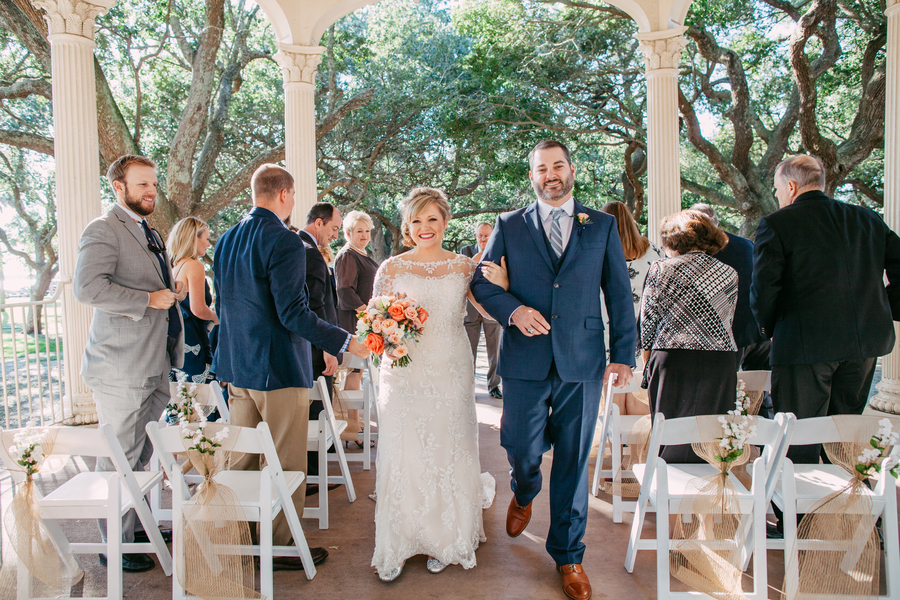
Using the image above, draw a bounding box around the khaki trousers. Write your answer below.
[228,384,310,546]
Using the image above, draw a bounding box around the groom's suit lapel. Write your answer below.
[523,202,555,272]
[556,200,586,277]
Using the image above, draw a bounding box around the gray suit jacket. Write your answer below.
[74,204,184,384]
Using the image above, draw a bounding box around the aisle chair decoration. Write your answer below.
[0,425,82,597]
[666,402,758,600]
[176,416,261,600]
[782,416,899,600]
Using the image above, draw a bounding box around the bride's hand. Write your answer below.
[481,257,509,291]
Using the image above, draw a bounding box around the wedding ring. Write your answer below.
[527,327,535,334]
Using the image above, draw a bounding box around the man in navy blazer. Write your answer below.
[213,164,368,569]
[471,140,636,600]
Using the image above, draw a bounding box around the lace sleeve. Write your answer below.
[461,255,477,283]
[372,259,395,298]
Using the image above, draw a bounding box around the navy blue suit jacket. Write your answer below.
[212,207,349,390]
[714,232,764,349]
[470,200,637,382]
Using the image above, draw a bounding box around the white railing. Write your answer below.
[0,282,72,429]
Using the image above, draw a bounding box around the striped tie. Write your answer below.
[549,207,566,258]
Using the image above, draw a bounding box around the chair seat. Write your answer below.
[213,470,305,506]
[633,463,753,509]
[41,471,162,514]
[306,419,348,451]
[773,464,881,514]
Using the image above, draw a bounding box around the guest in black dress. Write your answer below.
[334,210,379,429]
[639,210,737,462]
[167,216,218,384]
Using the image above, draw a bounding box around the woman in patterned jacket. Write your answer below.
[639,210,737,462]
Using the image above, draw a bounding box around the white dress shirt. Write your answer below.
[537,197,575,253]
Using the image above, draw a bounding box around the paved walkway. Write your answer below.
[2,338,894,599]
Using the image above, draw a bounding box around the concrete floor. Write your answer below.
[2,339,894,599]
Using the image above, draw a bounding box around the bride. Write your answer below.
[370,187,496,581]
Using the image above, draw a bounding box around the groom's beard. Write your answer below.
[532,171,574,202]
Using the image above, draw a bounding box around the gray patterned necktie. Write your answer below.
[549,207,566,258]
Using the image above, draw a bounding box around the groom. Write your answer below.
[471,140,636,600]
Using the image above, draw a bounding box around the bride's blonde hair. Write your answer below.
[399,187,451,247]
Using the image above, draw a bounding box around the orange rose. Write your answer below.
[418,308,429,323]
[388,303,405,321]
[365,332,385,354]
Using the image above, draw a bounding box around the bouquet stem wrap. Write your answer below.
[781,415,899,600]
[177,422,262,600]
[0,428,83,598]
[669,415,758,600]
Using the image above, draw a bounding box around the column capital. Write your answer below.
[887,0,900,16]
[635,27,688,71]
[274,44,325,85]
[32,0,115,39]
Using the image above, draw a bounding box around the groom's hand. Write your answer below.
[604,363,633,388]
[510,306,550,336]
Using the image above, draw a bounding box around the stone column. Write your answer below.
[275,44,324,227]
[869,0,900,414]
[636,27,688,245]
[32,0,114,424]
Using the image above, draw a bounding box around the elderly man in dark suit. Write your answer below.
[74,154,184,573]
[690,203,768,370]
[460,221,503,399]
[213,165,368,570]
[752,155,900,464]
[472,140,636,600]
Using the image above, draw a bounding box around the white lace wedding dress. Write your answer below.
[370,254,495,577]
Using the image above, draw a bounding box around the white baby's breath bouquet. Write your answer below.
[8,421,50,476]
[166,378,200,425]
[716,390,758,464]
[856,418,899,479]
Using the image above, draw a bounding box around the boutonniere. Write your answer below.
[575,213,593,236]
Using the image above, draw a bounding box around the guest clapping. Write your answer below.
[334,210,379,436]
[640,210,737,462]
[168,216,218,384]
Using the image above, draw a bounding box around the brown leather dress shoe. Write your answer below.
[506,496,532,537]
[558,564,591,600]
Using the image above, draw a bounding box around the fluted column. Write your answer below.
[33,0,114,424]
[869,0,900,414]
[275,44,324,227]
[636,27,688,245]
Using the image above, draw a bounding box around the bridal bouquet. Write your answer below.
[356,293,427,367]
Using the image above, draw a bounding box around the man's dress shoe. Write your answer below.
[506,496,532,537]
[133,528,173,544]
[98,552,155,573]
[267,547,329,571]
[558,564,592,600]
[489,387,503,399]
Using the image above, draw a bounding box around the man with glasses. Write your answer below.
[74,154,185,573]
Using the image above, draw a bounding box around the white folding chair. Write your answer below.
[590,372,644,522]
[147,420,318,598]
[624,412,793,600]
[305,376,357,529]
[0,424,173,600]
[340,354,378,469]
[736,370,771,393]
[150,381,230,522]
[771,416,900,600]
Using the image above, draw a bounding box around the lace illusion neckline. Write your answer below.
[393,254,468,274]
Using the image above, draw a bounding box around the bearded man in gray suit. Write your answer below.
[74,155,185,572]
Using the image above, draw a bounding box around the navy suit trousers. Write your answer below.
[501,365,602,566]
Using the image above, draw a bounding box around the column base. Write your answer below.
[63,390,99,425]
[869,377,900,415]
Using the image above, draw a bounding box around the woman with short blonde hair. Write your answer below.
[343,210,374,238]
[399,188,452,247]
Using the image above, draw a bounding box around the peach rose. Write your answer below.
[386,344,408,361]
[372,319,383,333]
[418,308,429,323]
[388,303,405,321]
[410,318,423,331]
[404,307,418,320]
[388,332,403,345]
[380,318,398,333]
[364,333,385,354]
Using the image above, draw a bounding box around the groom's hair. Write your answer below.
[529,140,572,168]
